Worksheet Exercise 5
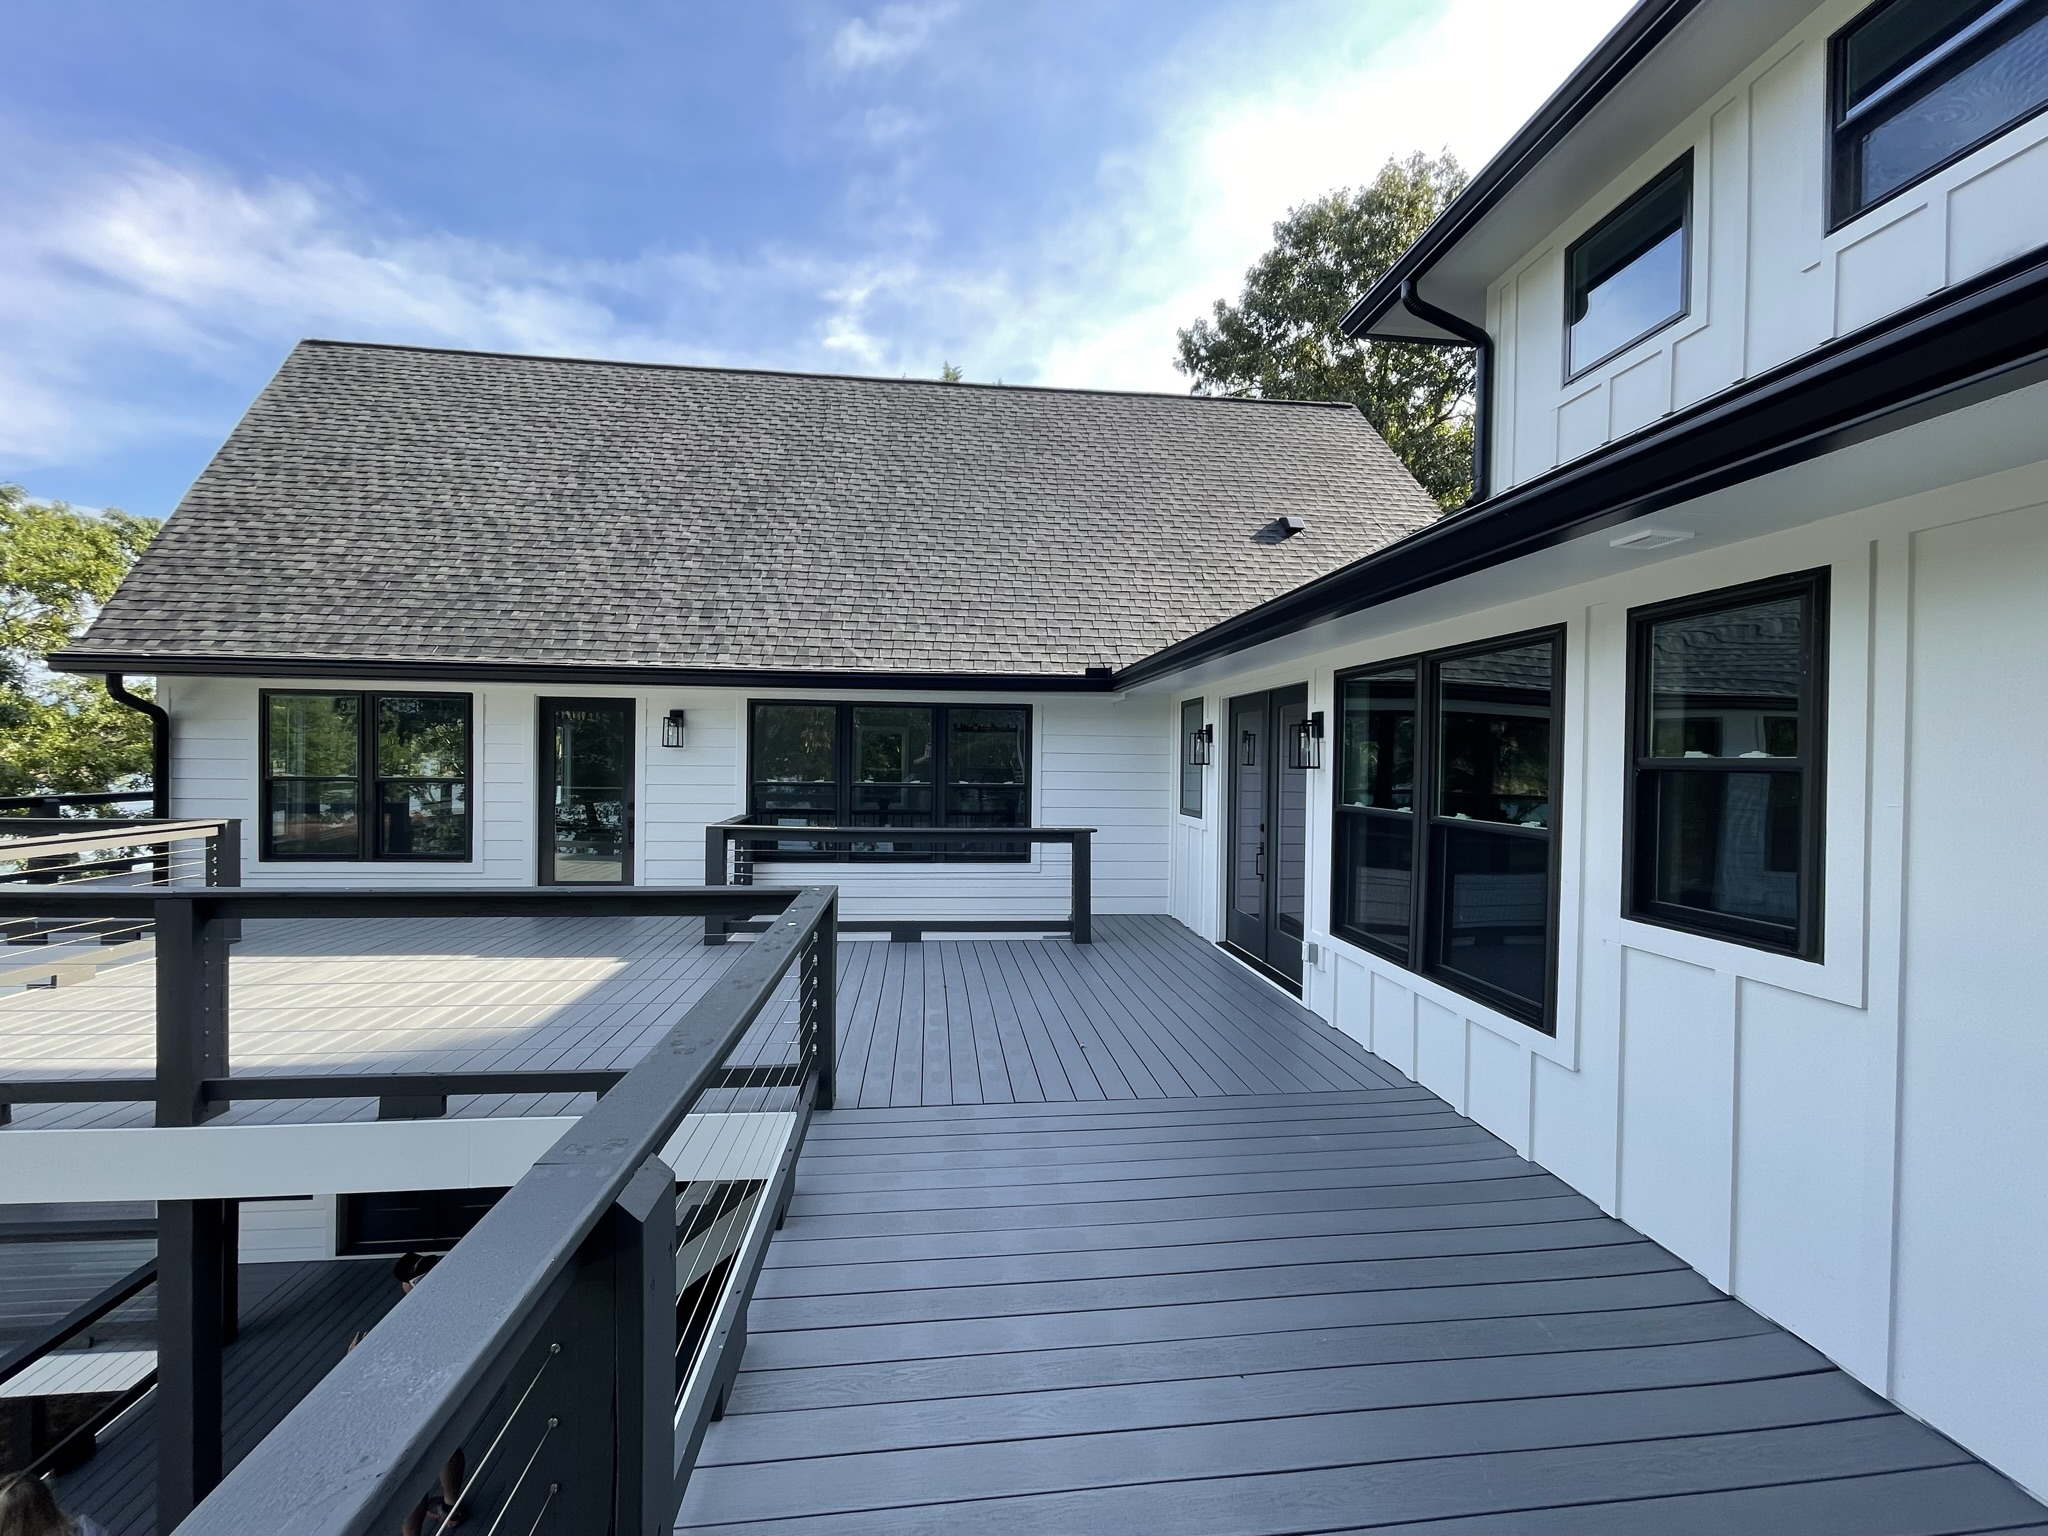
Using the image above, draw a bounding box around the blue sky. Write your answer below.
[2,0,1629,520]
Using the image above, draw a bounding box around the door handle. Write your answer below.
[1255,840,1265,880]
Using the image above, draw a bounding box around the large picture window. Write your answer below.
[1626,572,1827,957]
[261,691,472,861]
[1333,630,1563,1031]
[1830,0,2048,227]
[748,701,1030,860]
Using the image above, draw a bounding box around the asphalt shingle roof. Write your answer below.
[64,340,1441,679]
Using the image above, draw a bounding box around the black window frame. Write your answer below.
[1179,698,1206,819]
[1828,0,2048,231]
[745,700,1033,863]
[1331,626,1566,1034]
[1563,151,1694,383]
[1623,570,1829,959]
[258,689,475,863]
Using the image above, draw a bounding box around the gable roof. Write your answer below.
[58,340,1439,685]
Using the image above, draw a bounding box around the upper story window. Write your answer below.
[748,701,1030,860]
[1333,630,1564,1032]
[261,691,472,861]
[1625,572,1828,957]
[1565,154,1692,379]
[1831,0,2048,227]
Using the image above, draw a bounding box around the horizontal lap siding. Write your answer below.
[168,684,1171,917]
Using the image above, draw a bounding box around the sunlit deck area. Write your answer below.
[5,917,2044,1533]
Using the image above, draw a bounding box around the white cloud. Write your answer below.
[827,2,957,73]
[0,0,1634,478]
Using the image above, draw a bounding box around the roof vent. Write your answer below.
[1278,515,1307,537]
[1610,527,1694,551]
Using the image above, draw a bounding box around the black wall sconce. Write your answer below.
[1187,722,1213,766]
[1287,710,1325,770]
[661,708,688,748]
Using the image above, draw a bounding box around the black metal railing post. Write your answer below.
[1071,829,1093,944]
[611,1156,679,1536]
[801,891,839,1111]
[703,823,729,946]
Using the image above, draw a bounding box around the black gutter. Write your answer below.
[104,674,170,817]
[1120,244,2048,689]
[1339,0,1699,339]
[1400,277,1493,503]
[52,654,1120,693]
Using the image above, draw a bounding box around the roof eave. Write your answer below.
[1340,0,1701,341]
[1129,244,2048,686]
[46,652,1122,693]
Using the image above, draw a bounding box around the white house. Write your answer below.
[35,0,2048,1514]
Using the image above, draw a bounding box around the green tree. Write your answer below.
[0,486,161,799]
[939,361,965,382]
[1176,151,1475,508]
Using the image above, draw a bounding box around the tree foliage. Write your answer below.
[1176,151,1475,508]
[0,486,161,798]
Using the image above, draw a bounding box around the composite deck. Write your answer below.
[4,917,2044,1531]
[677,920,2048,1535]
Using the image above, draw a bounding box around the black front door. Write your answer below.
[539,699,634,885]
[1226,685,1308,987]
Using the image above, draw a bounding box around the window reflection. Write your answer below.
[1647,596,1802,759]
[1339,668,1415,812]
[1437,644,1553,828]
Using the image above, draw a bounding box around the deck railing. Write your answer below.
[704,815,1094,943]
[0,883,837,1532]
[0,817,241,1017]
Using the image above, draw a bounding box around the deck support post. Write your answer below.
[611,1157,678,1536]
[158,1197,227,1532]
[1070,830,1092,944]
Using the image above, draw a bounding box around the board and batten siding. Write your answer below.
[1490,0,2048,490]
[164,683,1172,919]
[1166,454,2048,1498]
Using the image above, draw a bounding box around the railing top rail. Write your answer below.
[0,818,233,860]
[0,884,812,920]
[715,820,1097,840]
[0,790,156,812]
[184,884,838,1536]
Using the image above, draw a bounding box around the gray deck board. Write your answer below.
[679,917,2043,1534]
[9,914,2037,1530]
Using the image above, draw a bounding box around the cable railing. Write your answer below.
[0,818,239,1017]
[0,881,838,1532]
[704,814,1095,943]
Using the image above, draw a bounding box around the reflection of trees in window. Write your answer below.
[262,691,470,861]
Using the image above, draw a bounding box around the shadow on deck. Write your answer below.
[678,917,2048,1534]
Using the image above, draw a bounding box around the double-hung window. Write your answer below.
[748,702,1030,860]
[1333,629,1564,1031]
[1831,0,2048,227]
[262,691,472,860]
[1626,572,1827,957]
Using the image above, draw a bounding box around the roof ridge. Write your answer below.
[293,338,1363,411]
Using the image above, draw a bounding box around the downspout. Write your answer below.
[1399,277,1493,505]
[105,674,170,817]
